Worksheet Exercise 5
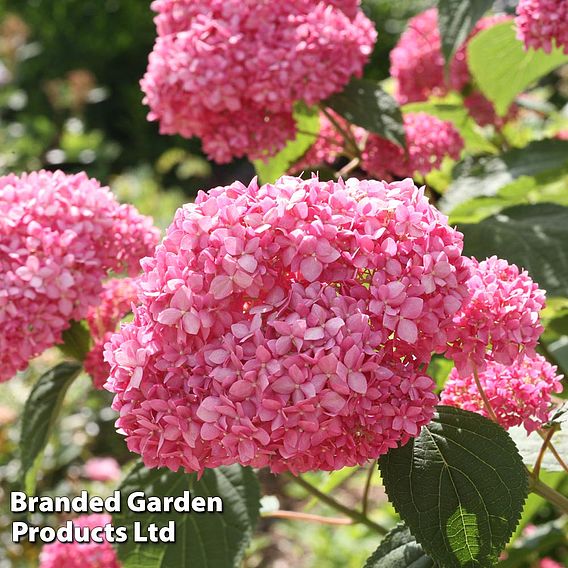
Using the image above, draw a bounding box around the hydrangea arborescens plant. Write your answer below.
[141,0,376,163]
[105,175,470,474]
[0,171,159,382]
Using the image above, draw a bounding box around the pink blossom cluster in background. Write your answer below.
[390,9,513,126]
[362,112,464,179]
[85,278,138,388]
[516,0,568,54]
[539,559,565,568]
[106,176,471,474]
[39,514,120,568]
[83,457,122,482]
[441,354,563,432]
[0,171,160,383]
[297,112,464,179]
[141,0,376,163]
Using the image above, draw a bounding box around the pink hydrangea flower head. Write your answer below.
[463,92,519,128]
[85,278,139,389]
[441,354,563,432]
[390,9,446,104]
[0,171,159,383]
[83,457,122,482]
[539,559,564,568]
[362,112,464,179]
[142,0,376,163]
[106,175,471,474]
[446,256,546,375]
[516,0,568,54]
[39,514,120,568]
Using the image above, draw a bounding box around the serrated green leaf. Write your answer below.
[254,104,319,183]
[379,406,528,568]
[115,462,260,568]
[20,362,82,494]
[437,0,494,64]
[364,524,436,568]
[441,139,568,213]
[327,78,406,147]
[458,203,568,297]
[468,22,568,116]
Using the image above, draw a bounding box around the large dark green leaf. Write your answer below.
[364,525,436,568]
[327,78,405,147]
[115,462,260,568]
[437,0,494,64]
[379,406,528,568]
[441,139,568,213]
[468,22,568,116]
[459,203,568,297]
[254,104,319,183]
[20,362,82,494]
[59,320,92,361]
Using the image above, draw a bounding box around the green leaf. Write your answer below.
[441,139,568,212]
[20,362,82,494]
[253,104,319,183]
[364,525,436,568]
[468,22,568,116]
[115,461,260,568]
[437,0,494,64]
[379,406,528,568]
[59,320,92,362]
[327,78,406,147]
[459,203,568,297]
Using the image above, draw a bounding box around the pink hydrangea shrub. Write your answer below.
[85,278,138,389]
[142,0,376,163]
[83,457,122,482]
[446,256,546,375]
[539,559,565,568]
[441,354,563,432]
[516,0,568,54]
[0,171,159,382]
[362,112,464,179]
[390,9,513,125]
[106,176,471,474]
[39,514,120,568]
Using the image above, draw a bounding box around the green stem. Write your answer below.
[530,477,568,515]
[320,105,360,158]
[289,474,388,535]
[361,461,376,517]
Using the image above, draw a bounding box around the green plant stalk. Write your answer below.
[530,477,568,515]
[289,473,388,535]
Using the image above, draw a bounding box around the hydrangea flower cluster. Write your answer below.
[296,112,463,180]
[0,171,159,383]
[516,0,568,54]
[39,514,120,568]
[85,278,138,389]
[142,0,376,163]
[105,176,470,474]
[362,112,464,180]
[390,9,513,125]
[441,354,563,432]
[446,256,546,376]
